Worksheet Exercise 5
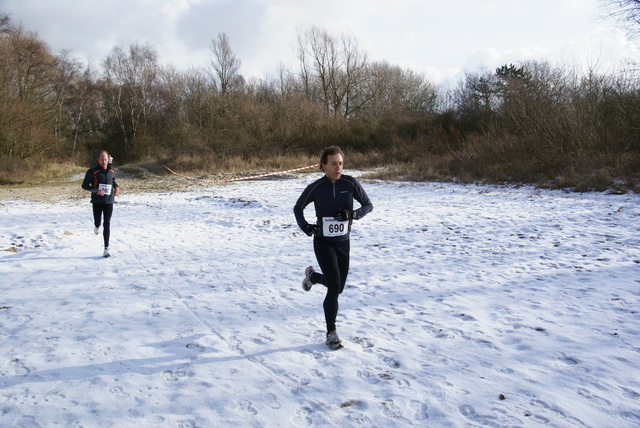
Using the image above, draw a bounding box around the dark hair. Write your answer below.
[320,146,344,169]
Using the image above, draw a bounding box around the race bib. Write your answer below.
[99,184,112,195]
[322,217,348,237]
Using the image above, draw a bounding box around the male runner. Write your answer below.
[82,150,119,257]
[293,146,373,349]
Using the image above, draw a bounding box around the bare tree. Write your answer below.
[454,68,500,134]
[599,0,640,38]
[53,53,98,156]
[362,61,437,119]
[339,33,370,118]
[103,43,159,158]
[209,33,242,95]
[274,61,297,100]
[0,22,57,158]
[295,27,369,118]
[52,51,81,143]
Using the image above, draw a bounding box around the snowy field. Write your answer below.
[1,172,639,427]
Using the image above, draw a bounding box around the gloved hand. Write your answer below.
[334,208,353,222]
[303,224,320,237]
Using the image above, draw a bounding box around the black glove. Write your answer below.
[303,224,319,237]
[334,208,353,222]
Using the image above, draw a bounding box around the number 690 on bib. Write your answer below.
[322,217,348,237]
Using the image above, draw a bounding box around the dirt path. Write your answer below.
[0,177,205,203]
[0,165,317,203]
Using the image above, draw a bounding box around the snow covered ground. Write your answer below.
[1,172,639,427]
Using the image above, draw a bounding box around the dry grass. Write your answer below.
[2,147,638,197]
[0,154,323,202]
[155,153,320,178]
[0,156,85,186]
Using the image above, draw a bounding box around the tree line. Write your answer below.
[1,13,638,191]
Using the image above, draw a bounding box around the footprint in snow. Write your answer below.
[185,343,206,352]
[357,369,382,384]
[301,348,324,360]
[107,385,130,398]
[381,401,402,418]
[352,336,374,348]
[309,369,326,379]
[620,411,640,424]
[252,337,271,345]
[528,398,586,425]
[383,356,401,368]
[394,376,412,388]
[127,408,144,418]
[555,352,583,368]
[237,400,258,415]
[264,393,282,410]
[8,358,30,375]
[410,400,429,421]
[378,371,394,380]
[459,404,475,416]
[162,365,189,382]
[577,388,611,407]
[293,406,313,425]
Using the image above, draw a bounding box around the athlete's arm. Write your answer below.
[352,180,373,220]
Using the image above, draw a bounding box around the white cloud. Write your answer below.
[1,0,637,82]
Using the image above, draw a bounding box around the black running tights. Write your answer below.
[92,203,113,248]
[312,239,350,333]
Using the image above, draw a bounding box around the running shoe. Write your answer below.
[302,266,315,291]
[103,247,110,258]
[326,330,343,349]
[94,226,100,235]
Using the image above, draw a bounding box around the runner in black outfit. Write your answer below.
[82,151,119,257]
[293,146,373,349]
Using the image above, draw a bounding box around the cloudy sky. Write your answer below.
[1,0,638,83]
